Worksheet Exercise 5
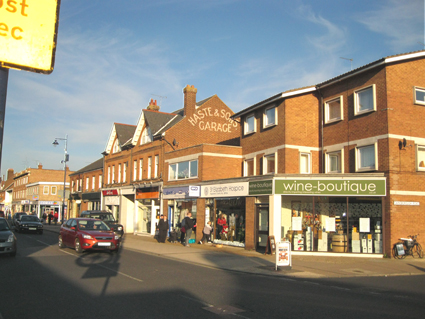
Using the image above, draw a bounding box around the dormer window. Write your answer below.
[112,140,121,153]
[141,127,152,145]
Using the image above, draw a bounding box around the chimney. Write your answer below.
[183,85,197,117]
[147,99,160,111]
[38,164,43,169]
[7,168,14,180]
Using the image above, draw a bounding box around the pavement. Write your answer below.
[43,223,425,279]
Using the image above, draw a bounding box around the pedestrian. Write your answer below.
[157,214,169,243]
[54,211,58,225]
[42,212,47,223]
[48,213,52,225]
[217,214,226,239]
[183,210,194,247]
[199,221,212,244]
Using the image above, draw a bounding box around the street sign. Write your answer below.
[0,0,61,74]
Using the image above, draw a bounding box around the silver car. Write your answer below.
[0,218,17,257]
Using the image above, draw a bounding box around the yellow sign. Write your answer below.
[0,0,61,74]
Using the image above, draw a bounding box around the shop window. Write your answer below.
[169,160,198,180]
[354,84,376,115]
[300,153,311,174]
[43,186,49,195]
[51,186,57,195]
[324,96,343,123]
[214,198,245,247]
[244,114,256,135]
[244,158,255,176]
[416,145,425,171]
[415,87,425,105]
[263,154,275,174]
[326,150,343,173]
[263,106,277,128]
[356,143,377,171]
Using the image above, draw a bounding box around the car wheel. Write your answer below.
[58,236,65,248]
[75,239,83,254]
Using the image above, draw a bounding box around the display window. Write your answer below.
[282,196,382,254]
[214,198,245,247]
[169,199,197,243]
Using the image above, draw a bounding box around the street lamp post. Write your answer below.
[52,134,69,223]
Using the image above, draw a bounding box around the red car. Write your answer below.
[59,218,120,253]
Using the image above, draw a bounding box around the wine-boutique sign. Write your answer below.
[0,0,61,73]
[275,178,386,196]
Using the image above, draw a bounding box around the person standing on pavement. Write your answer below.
[183,210,194,247]
[199,221,212,244]
[157,214,169,243]
[48,212,52,225]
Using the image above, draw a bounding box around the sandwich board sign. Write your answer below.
[0,0,61,74]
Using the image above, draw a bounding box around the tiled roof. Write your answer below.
[69,158,103,176]
[144,110,182,135]
[115,123,136,146]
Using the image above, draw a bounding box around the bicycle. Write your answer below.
[392,234,424,259]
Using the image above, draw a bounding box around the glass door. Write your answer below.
[256,205,269,250]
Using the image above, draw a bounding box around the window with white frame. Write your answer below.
[43,186,49,195]
[51,186,57,195]
[263,154,276,174]
[92,176,95,190]
[79,179,82,191]
[86,177,89,190]
[326,151,342,173]
[72,181,75,192]
[300,153,311,174]
[118,164,122,183]
[169,160,198,180]
[148,157,152,179]
[113,140,120,153]
[324,96,343,123]
[140,127,152,145]
[414,87,425,105]
[133,160,137,181]
[416,145,425,171]
[139,159,143,180]
[356,144,377,171]
[354,85,376,115]
[244,114,256,135]
[123,162,127,183]
[244,158,255,176]
[112,166,115,183]
[99,175,102,189]
[264,106,277,128]
[107,166,111,184]
[154,155,159,178]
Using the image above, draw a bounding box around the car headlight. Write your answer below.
[117,227,123,231]
[82,234,93,240]
[7,235,14,243]
[115,235,119,240]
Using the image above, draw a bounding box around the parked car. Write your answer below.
[12,212,27,226]
[80,210,124,237]
[0,217,17,257]
[59,218,120,253]
[15,215,43,234]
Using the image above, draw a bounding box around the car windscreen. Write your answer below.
[0,220,10,231]
[92,214,115,222]
[21,216,39,222]
[78,220,110,231]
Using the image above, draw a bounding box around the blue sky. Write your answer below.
[2,0,424,177]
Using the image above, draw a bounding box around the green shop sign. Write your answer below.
[249,180,273,195]
[275,179,386,196]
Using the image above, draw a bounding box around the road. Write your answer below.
[0,231,424,319]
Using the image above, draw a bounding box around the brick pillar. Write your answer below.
[245,197,256,250]
[196,198,206,242]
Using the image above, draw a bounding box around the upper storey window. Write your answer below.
[169,160,198,180]
[414,87,425,105]
[354,85,376,115]
[356,144,377,172]
[140,127,152,145]
[244,114,256,135]
[324,96,343,123]
[416,145,425,171]
[112,140,120,154]
[263,106,277,128]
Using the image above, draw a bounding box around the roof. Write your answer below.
[69,158,103,176]
[143,110,181,135]
[115,123,136,146]
[232,50,425,119]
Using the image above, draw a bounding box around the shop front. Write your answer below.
[102,189,120,222]
[135,186,161,235]
[82,192,101,211]
[201,182,248,248]
[163,185,200,243]
[249,176,387,255]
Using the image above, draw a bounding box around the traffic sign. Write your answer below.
[0,0,61,74]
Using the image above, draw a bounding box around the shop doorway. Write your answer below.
[256,205,269,251]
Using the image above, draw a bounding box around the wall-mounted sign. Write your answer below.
[201,182,248,198]
[394,201,420,206]
[249,180,272,195]
[0,0,61,73]
[275,178,386,196]
[187,107,238,133]
[102,189,118,196]
[163,186,200,199]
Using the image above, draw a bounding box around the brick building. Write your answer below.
[0,168,15,215]
[69,158,103,218]
[226,50,425,256]
[11,164,73,219]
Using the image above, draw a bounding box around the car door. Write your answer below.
[61,219,72,245]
